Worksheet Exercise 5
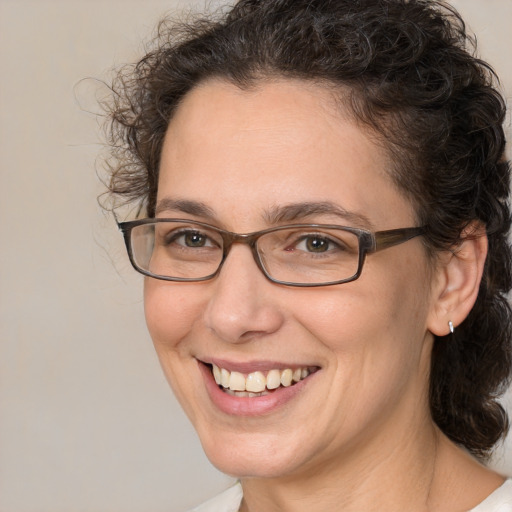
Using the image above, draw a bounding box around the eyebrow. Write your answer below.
[155,198,217,219]
[155,197,374,229]
[263,201,375,229]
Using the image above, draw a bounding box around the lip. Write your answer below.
[198,360,318,416]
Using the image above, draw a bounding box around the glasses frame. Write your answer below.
[118,218,425,287]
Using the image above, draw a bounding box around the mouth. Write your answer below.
[208,363,319,398]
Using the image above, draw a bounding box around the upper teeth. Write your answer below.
[211,363,312,393]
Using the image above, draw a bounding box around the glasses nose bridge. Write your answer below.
[219,230,263,270]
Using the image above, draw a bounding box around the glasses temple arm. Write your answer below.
[373,227,426,252]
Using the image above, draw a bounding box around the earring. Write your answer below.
[448,320,454,334]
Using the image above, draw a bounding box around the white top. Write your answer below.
[470,479,512,512]
[189,479,512,512]
[189,483,242,512]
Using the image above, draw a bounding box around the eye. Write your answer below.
[295,234,339,253]
[301,236,331,253]
[166,230,217,249]
[173,230,214,248]
[184,231,208,247]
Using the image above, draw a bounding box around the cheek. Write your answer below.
[293,278,431,432]
[291,258,432,368]
[144,280,210,426]
[287,285,391,348]
[143,280,202,350]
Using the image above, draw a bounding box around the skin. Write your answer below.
[143,79,502,511]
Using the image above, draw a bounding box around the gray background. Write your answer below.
[0,1,510,511]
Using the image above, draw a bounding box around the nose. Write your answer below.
[203,244,285,343]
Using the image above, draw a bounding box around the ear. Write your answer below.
[427,222,488,336]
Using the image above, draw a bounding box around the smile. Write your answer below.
[211,363,318,397]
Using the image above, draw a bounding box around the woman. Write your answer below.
[105,0,512,510]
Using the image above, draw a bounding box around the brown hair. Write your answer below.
[104,0,512,459]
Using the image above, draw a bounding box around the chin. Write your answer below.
[197,428,313,479]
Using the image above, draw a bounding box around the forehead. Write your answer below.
[164,79,354,162]
[158,79,415,230]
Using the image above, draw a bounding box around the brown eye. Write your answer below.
[304,236,330,253]
[166,230,215,248]
[183,231,208,247]
[295,235,337,253]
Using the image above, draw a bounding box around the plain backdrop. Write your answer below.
[0,1,511,511]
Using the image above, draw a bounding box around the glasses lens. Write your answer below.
[130,221,224,279]
[257,227,360,284]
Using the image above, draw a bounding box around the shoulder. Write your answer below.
[470,479,512,512]
[187,482,243,512]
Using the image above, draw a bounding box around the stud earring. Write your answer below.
[448,320,454,334]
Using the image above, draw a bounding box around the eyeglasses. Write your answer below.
[118,218,425,287]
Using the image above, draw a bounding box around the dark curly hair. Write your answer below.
[104,0,512,460]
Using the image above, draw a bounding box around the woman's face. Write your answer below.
[145,79,438,479]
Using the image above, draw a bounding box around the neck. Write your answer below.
[239,414,441,512]
[239,425,505,512]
